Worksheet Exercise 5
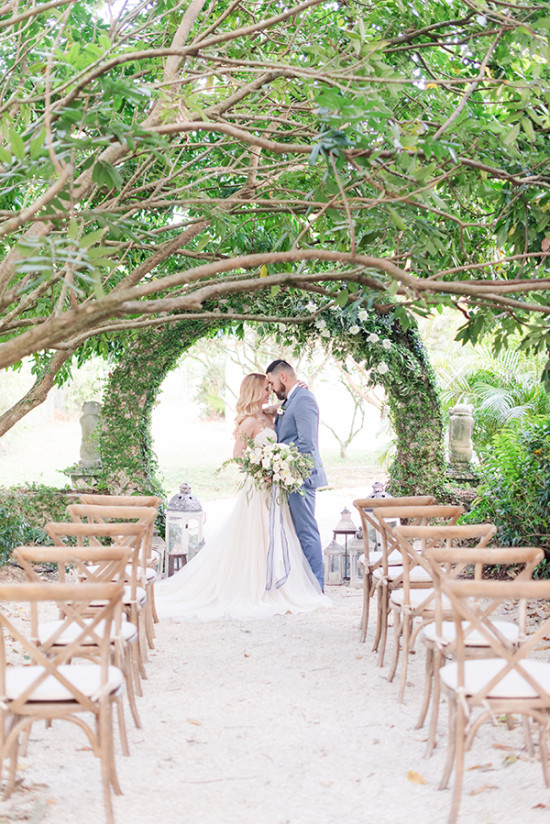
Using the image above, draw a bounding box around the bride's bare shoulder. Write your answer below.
[235,416,260,441]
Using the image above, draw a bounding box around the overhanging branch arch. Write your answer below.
[99,294,444,497]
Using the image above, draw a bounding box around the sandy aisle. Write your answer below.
[1,585,549,824]
[1,487,549,823]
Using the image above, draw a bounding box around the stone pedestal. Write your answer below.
[66,401,103,487]
[447,403,478,483]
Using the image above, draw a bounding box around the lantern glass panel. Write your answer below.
[167,518,184,555]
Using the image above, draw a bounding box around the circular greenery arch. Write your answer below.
[99,295,445,497]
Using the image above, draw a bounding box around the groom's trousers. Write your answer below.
[288,487,324,589]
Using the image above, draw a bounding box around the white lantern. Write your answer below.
[323,539,345,586]
[165,483,205,577]
[332,506,358,583]
[348,529,364,589]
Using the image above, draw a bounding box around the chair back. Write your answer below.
[424,545,544,647]
[373,505,465,577]
[12,544,130,641]
[353,495,436,565]
[66,504,157,574]
[0,581,123,714]
[79,494,161,510]
[391,522,496,611]
[430,575,550,706]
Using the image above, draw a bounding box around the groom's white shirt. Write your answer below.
[285,383,298,402]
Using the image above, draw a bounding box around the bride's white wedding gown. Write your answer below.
[155,428,330,620]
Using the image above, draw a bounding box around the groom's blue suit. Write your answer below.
[275,386,327,589]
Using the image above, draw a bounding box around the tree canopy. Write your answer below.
[0,0,549,402]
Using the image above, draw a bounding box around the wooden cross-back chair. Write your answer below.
[79,494,162,568]
[0,581,124,824]
[414,541,542,756]
[386,521,496,701]
[12,543,140,755]
[368,504,465,671]
[45,519,152,692]
[422,569,550,824]
[352,495,436,643]
[79,495,163,585]
[67,504,159,652]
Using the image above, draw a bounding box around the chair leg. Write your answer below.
[539,721,550,788]
[397,614,411,702]
[439,697,456,790]
[359,573,371,643]
[426,649,443,757]
[115,694,130,758]
[416,645,433,730]
[4,726,19,800]
[18,721,32,757]
[523,715,535,757]
[130,640,144,697]
[151,580,160,624]
[98,701,118,824]
[448,704,466,824]
[372,584,384,653]
[387,608,401,683]
[125,650,143,728]
[377,587,390,667]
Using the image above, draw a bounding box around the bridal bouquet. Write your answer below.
[232,439,314,496]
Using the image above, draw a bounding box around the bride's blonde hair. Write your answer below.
[234,373,266,432]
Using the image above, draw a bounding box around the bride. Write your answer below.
[155,373,331,620]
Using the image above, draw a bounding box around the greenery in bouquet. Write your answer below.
[229,438,314,497]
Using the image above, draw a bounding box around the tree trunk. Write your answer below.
[0,348,75,437]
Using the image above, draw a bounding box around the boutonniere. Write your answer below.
[276,406,285,417]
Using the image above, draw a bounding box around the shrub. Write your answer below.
[467,417,550,565]
[0,485,73,565]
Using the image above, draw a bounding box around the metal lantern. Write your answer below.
[364,482,400,558]
[323,539,345,586]
[332,506,358,582]
[348,528,365,589]
[165,482,205,576]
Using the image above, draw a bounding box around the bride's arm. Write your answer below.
[233,417,257,458]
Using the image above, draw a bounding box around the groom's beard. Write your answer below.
[275,389,286,400]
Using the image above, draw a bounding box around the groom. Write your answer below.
[266,359,327,590]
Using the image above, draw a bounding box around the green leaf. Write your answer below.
[0,147,11,163]
[30,128,46,160]
[67,219,79,241]
[502,122,520,147]
[92,160,123,191]
[521,117,535,143]
[80,228,106,248]
[9,129,25,160]
[388,207,407,231]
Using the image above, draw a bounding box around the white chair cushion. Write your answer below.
[38,619,138,645]
[5,664,123,701]
[374,566,432,583]
[390,588,453,610]
[441,658,550,699]
[363,550,402,567]
[123,586,146,605]
[422,620,519,648]
[125,565,156,582]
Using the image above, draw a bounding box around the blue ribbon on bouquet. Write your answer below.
[265,485,291,590]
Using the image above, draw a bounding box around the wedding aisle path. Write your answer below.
[1,489,549,823]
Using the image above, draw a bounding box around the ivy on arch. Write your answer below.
[98,295,445,498]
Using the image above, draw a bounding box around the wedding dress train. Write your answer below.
[155,428,330,620]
